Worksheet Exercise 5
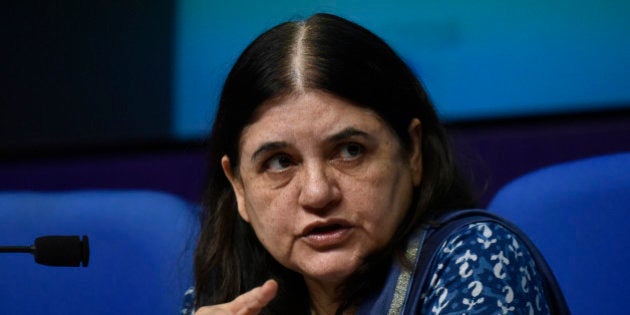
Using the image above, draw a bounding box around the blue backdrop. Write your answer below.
[173,0,630,139]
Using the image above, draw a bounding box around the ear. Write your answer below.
[221,155,250,222]
[407,118,423,186]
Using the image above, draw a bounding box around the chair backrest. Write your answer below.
[488,152,630,314]
[0,190,198,314]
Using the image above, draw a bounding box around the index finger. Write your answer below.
[230,279,278,315]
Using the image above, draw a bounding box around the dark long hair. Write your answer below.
[193,13,475,313]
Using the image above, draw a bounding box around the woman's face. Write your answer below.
[222,91,422,288]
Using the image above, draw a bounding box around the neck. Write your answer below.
[305,278,354,315]
[305,278,340,315]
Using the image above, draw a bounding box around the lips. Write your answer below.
[300,219,353,248]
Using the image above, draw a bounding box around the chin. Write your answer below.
[298,256,363,284]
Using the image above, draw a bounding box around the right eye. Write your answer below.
[264,154,294,172]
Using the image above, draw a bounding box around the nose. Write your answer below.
[298,161,341,212]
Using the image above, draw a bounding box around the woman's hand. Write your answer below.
[194,280,278,315]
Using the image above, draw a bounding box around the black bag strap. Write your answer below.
[403,209,570,314]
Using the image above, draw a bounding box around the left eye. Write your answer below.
[264,154,294,172]
[338,143,364,160]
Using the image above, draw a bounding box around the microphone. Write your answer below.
[0,235,89,267]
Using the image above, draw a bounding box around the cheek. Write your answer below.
[345,161,413,233]
[242,186,297,250]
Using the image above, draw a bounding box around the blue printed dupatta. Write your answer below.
[356,209,570,315]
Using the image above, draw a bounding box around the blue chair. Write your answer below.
[488,152,630,314]
[0,190,198,314]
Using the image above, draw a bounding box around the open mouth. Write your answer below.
[301,221,352,248]
[309,224,347,235]
[302,220,351,236]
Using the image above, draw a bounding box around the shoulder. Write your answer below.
[419,221,550,314]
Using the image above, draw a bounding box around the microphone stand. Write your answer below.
[0,245,34,253]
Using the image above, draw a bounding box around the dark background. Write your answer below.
[1,1,174,150]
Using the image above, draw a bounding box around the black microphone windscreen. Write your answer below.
[34,235,89,267]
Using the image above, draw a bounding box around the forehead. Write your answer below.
[239,91,387,147]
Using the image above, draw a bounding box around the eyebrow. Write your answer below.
[249,127,371,163]
[325,127,370,143]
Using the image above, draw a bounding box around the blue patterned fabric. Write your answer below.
[181,288,195,315]
[419,222,550,314]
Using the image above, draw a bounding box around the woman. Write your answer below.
[185,13,566,315]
